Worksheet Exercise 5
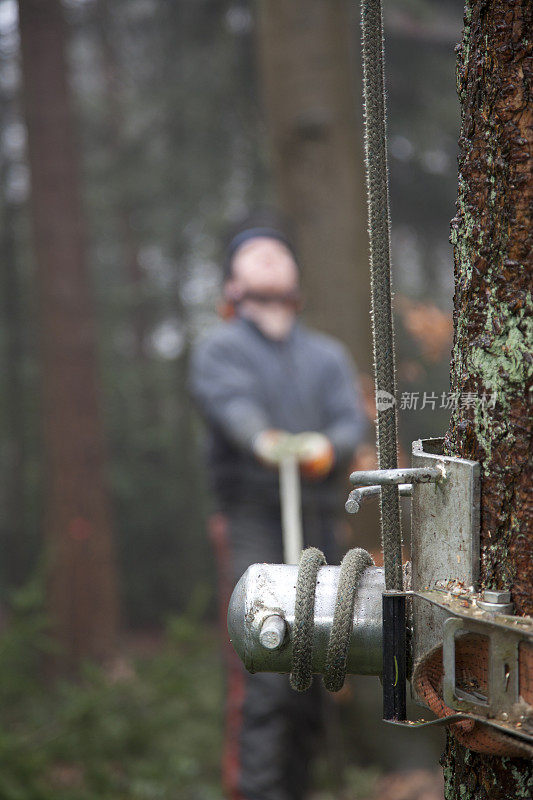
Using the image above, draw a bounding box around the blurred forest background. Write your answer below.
[0,0,464,797]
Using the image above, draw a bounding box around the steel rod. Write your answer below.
[350,467,443,486]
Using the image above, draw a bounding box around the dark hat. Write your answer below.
[223,209,298,278]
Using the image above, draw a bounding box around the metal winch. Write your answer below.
[227,437,454,688]
[228,562,384,677]
[227,438,533,758]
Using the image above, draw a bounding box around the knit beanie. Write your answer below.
[223,209,298,279]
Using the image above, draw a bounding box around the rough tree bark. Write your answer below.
[443,0,532,796]
[257,0,372,373]
[18,0,118,671]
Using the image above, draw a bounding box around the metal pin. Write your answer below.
[349,466,445,487]
[346,483,413,514]
[259,615,287,650]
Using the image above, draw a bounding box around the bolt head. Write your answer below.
[259,615,286,650]
[483,590,511,604]
[345,498,360,514]
[260,630,282,649]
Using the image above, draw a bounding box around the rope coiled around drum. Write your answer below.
[290,547,374,693]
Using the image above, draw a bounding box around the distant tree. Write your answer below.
[18,0,118,670]
[94,0,156,416]
[443,0,532,796]
[0,104,26,586]
[257,0,372,373]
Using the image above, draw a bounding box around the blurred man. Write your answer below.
[190,213,367,800]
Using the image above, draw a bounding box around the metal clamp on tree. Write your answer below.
[228,436,533,758]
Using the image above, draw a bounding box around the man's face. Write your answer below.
[229,237,299,298]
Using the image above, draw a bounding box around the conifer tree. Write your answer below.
[443,1,532,795]
[18,0,118,671]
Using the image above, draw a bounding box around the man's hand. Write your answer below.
[253,430,334,479]
[252,429,293,467]
[293,432,335,480]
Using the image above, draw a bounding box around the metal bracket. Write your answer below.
[390,590,533,752]
[443,617,520,717]
[410,438,480,681]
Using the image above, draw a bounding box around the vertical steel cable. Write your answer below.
[360,0,403,590]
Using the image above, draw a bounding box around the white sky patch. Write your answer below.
[391,224,424,296]
[390,135,414,162]
[0,60,20,92]
[138,244,177,290]
[63,0,94,8]
[421,148,450,175]
[0,0,17,31]
[6,162,29,203]
[225,5,253,35]
[0,0,19,60]
[180,261,220,306]
[2,119,26,158]
[149,319,185,360]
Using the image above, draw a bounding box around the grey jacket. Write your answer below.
[190,316,367,512]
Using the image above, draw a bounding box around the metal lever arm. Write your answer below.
[346,466,445,514]
[346,483,412,514]
[350,466,445,486]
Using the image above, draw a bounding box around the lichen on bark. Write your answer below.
[442,0,532,796]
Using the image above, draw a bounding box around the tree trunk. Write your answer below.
[94,0,161,438]
[257,0,372,374]
[95,0,150,363]
[0,111,27,587]
[443,0,532,795]
[18,0,118,671]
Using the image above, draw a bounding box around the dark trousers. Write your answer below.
[216,505,339,800]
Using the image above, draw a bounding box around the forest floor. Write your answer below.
[0,592,444,800]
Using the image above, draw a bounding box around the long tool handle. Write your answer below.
[279,455,304,565]
[360,0,402,591]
